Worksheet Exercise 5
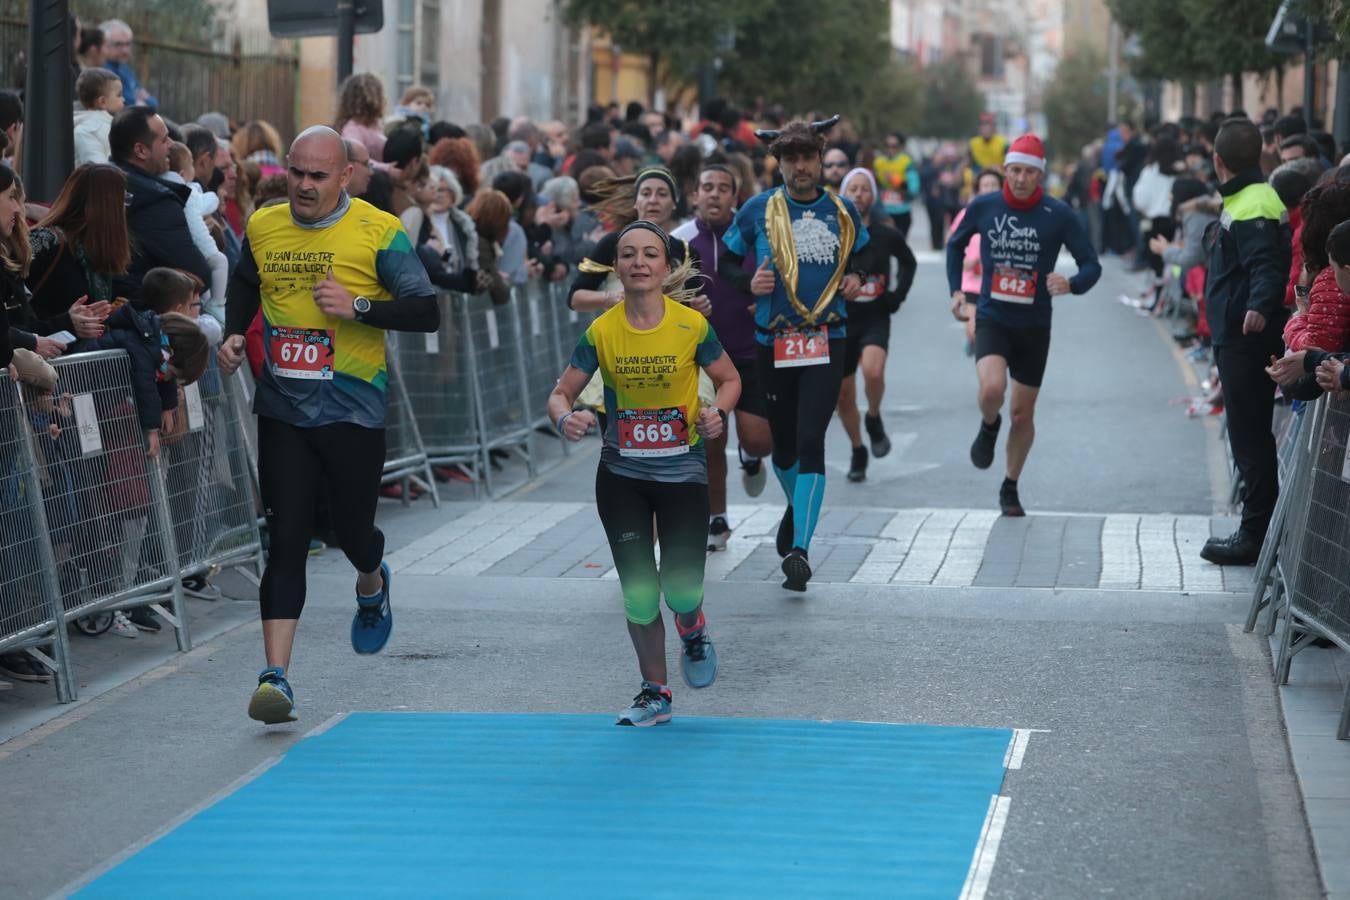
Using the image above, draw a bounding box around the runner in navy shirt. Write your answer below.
[946,134,1100,516]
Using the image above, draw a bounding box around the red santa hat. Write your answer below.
[1004,134,1046,172]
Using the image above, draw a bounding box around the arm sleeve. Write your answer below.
[566,232,618,309]
[1234,219,1289,319]
[694,320,723,366]
[368,229,441,333]
[717,248,753,293]
[185,198,220,260]
[1162,215,1208,270]
[9,327,36,352]
[415,243,477,293]
[568,327,599,375]
[1064,211,1103,294]
[225,238,261,338]
[889,232,917,308]
[947,206,979,294]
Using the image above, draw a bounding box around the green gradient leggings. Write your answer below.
[595,466,709,625]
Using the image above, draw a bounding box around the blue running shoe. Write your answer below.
[351,561,393,655]
[616,681,673,727]
[248,666,297,724]
[676,613,718,689]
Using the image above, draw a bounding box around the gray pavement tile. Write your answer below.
[845,511,892,537]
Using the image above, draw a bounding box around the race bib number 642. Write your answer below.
[990,265,1037,304]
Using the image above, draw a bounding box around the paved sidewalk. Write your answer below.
[370,500,1254,593]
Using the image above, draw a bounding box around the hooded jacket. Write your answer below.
[1202,169,1290,347]
[73,108,112,166]
[1284,265,1350,353]
[85,304,178,430]
[112,162,212,303]
[1162,195,1220,273]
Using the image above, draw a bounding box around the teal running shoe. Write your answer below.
[248,666,297,724]
[351,562,393,654]
[676,614,718,689]
[616,681,673,727]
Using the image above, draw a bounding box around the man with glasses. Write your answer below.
[872,131,919,237]
[98,19,156,108]
[822,147,852,192]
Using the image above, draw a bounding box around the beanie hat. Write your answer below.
[840,167,879,206]
[1004,134,1046,172]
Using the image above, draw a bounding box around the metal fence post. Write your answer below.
[6,378,78,702]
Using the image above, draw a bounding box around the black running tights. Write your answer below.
[756,339,845,475]
[257,416,386,619]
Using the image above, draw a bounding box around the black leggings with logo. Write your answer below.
[257,416,386,619]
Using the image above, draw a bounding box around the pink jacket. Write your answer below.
[341,120,387,165]
[1284,265,1350,352]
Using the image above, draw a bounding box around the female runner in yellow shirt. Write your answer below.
[548,220,741,726]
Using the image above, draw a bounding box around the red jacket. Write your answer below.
[1285,207,1303,309]
[1284,265,1350,352]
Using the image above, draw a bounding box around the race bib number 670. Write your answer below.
[990,265,1037,304]
[269,326,334,380]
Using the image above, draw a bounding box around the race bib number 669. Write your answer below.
[617,407,689,457]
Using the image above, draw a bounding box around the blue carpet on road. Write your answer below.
[80,713,1012,898]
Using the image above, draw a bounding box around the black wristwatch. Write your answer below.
[714,406,729,428]
[353,295,372,320]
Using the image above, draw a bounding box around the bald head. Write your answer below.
[287,125,353,220]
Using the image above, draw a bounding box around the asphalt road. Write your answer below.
[0,255,1323,899]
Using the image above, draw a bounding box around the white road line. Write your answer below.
[933,510,1000,586]
[1138,514,1182,591]
[850,509,930,583]
[1099,514,1141,589]
[959,794,1012,900]
[1175,514,1226,591]
[894,508,965,583]
[1002,728,1049,770]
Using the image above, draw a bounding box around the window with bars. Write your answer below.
[396,0,441,98]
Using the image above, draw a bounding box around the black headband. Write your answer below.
[634,166,679,203]
[617,219,672,257]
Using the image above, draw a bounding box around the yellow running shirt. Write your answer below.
[570,296,724,483]
[244,197,430,428]
[969,134,1009,171]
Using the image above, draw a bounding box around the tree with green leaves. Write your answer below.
[1043,51,1112,160]
[916,60,985,139]
[563,0,893,118]
[854,56,926,140]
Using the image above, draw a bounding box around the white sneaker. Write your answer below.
[707,516,731,552]
[109,611,139,638]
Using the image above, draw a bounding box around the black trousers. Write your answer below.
[756,339,845,476]
[257,416,386,619]
[924,199,947,251]
[1216,338,1283,540]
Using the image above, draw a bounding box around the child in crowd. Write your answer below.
[143,266,222,346]
[73,68,124,166]
[163,143,229,325]
[388,87,434,140]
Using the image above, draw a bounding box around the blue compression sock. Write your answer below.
[773,462,799,505]
[792,472,827,550]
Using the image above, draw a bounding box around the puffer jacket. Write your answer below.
[83,304,178,430]
[1284,265,1350,353]
[112,163,211,303]
[1163,195,1220,272]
